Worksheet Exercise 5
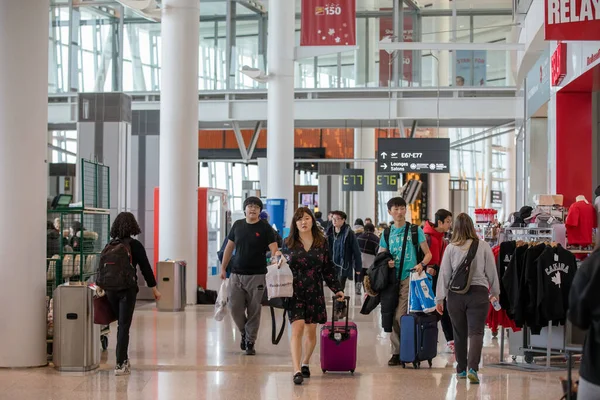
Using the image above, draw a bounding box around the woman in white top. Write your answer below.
[435,213,500,385]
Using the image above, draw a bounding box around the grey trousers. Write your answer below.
[447,285,489,373]
[228,273,266,344]
[579,377,600,400]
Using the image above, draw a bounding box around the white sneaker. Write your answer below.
[115,360,131,376]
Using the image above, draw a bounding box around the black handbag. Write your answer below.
[261,290,288,345]
[449,239,479,294]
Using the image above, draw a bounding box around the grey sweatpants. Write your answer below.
[228,273,266,344]
[447,285,489,373]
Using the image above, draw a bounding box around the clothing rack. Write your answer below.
[503,226,553,240]
[493,226,572,371]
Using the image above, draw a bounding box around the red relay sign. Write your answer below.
[551,43,567,86]
[301,0,356,46]
[545,0,600,40]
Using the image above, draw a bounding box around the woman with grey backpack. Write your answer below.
[435,213,499,385]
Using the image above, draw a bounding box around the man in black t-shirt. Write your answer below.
[220,196,278,355]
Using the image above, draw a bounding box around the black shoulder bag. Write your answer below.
[449,239,479,294]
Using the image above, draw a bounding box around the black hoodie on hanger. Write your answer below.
[503,245,528,325]
[536,244,577,325]
[498,241,516,311]
[521,243,547,333]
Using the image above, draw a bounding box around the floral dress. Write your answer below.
[283,241,342,324]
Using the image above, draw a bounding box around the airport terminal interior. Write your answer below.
[1,0,600,399]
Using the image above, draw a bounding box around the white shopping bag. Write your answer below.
[214,279,229,322]
[408,270,437,314]
[265,258,294,300]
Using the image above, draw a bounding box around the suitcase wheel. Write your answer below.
[322,369,327,374]
[524,352,534,364]
[350,370,354,375]
[401,362,406,369]
[413,362,420,369]
[428,360,432,368]
[101,336,108,351]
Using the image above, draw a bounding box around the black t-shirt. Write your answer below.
[227,219,276,275]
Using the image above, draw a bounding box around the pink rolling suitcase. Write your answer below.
[320,296,357,374]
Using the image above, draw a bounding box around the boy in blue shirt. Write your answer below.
[379,197,432,366]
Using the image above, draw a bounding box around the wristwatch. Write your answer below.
[420,262,427,268]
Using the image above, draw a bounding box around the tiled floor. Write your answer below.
[0,294,574,400]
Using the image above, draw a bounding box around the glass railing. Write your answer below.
[49,45,515,93]
[48,3,517,93]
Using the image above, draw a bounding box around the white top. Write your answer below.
[595,196,600,214]
[435,239,500,303]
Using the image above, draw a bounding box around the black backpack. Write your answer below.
[96,238,137,291]
[384,223,422,262]
[448,239,479,294]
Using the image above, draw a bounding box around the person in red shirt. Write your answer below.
[424,209,454,353]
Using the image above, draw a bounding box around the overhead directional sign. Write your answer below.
[377,138,450,174]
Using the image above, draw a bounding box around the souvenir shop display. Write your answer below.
[491,225,586,369]
[475,209,500,245]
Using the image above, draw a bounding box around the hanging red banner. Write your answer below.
[545,0,600,40]
[379,13,414,86]
[301,0,356,46]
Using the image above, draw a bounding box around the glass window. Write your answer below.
[472,15,513,43]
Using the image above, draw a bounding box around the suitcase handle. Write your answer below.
[330,295,351,340]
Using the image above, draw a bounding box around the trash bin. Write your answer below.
[53,284,100,371]
[156,260,186,312]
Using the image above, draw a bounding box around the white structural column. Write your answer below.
[0,0,49,367]
[266,0,295,225]
[159,0,200,304]
[427,2,451,220]
[353,129,376,222]
[429,173,451,220]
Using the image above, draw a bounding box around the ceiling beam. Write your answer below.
[380,41,524,52]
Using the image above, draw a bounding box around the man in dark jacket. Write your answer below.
[568,249,600,398]
[327,210,363,290]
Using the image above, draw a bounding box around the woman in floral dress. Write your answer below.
[278,207,344,385]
